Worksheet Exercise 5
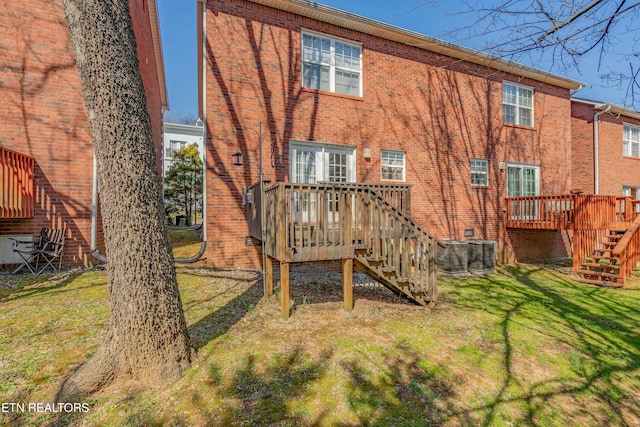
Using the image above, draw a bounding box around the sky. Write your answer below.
[156,0,635,120]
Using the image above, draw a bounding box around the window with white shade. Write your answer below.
[302,31,362,97]
[623,123,640,157]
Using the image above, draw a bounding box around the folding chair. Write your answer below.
[10,228,66,275]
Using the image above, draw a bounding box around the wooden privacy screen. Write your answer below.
[0,147,34,219]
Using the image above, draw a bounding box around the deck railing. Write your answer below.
[506,194,628,230]
[247,182,437,298]
[0,147,34,219]
[613,214,640,280]
[251,182,411,261]
[506,194,640,277]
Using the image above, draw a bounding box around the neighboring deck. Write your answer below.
[506,194,640,286]
[246,182,438,318]
[0,147,34,219]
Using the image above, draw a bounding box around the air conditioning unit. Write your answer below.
[0,235,33,265]
[467,240,496,274]
[437,240,469,276]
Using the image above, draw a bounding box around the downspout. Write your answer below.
[570,84,584,97]
[90,153,107,263]
[173,0,207,263]
[593,104,611,195]
[92,2,208,264]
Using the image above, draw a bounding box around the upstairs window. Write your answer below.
[302,31,362,97]
[471,159,489,186]
[503,82,533,127]
[623,123,640,157]
[166,140,186,158]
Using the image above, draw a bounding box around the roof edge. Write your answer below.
[248,0,585,90]
[148,0,169,110]
[572,97,640,120]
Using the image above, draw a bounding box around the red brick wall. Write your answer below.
[0,0,164,268]
[204,0,574,268]
[571,102,596,193]
[572,101,640,196]
[507,229,571,262]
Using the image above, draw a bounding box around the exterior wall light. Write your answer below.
[232,151,243,166]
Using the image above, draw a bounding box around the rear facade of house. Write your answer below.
[0,0,167,268]
[200,0,583,269]
[571,99,640,199]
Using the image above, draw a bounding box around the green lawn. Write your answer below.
[1,264,640,426]
[169,227,202,259]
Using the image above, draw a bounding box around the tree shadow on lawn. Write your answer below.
[115,343,457,426]
[185,267,414,350]
[186,270,263,350]
[441,266,640,426]
[0,269,93,303]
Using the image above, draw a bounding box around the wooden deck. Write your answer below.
[506,194,640,286]
[0,147,34,219]
[246,182,438,318]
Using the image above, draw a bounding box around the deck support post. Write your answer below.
[265,256,273,297]
[342,258,353,314]
[280,261,290,320]
[572,231,580,275]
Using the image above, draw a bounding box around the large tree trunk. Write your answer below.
[57,0,191,400]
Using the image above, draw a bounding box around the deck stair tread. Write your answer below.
[576,270,622,280]
[589,255,619,262]
[575,226,632,287]
[581,262,620,270]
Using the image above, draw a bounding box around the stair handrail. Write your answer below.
[612,214,640,279]
[365,186,437,242]
[362,186,438,298]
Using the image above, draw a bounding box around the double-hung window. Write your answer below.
[471,159,488,186]
[623,123,640,157]
[302,31,362,97]
[381,150,405,182]
[503,82,533,127]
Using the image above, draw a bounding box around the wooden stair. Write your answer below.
[351,190,438,307]
[576,229,626,288]
[354,249,431,306]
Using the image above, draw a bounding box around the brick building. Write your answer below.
[0,0,167,267]
[571,98,640,198]
[197,0,584,269]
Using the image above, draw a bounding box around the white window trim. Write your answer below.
[503,81,534,128]
[289,140,356,183]
[623,122,640,158]
[470,158,489,187]
[506,162,540,197]
[301,29,363,97]
[380,149,406,182]
[166,139,187,158]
